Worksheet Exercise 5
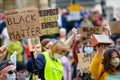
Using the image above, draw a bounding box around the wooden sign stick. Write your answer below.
[28,38,39,80]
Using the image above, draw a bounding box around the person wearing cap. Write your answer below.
[0,60,15,80]
[16,61,27,80]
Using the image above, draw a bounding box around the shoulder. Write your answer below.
[61,56,69,64]
[37,53,45,60]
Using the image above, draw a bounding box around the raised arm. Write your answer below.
[72,34,81,65]
[65,28,77,49]
[89,45,106,80]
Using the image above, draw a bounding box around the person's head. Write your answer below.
[115,38,120,50]
[0,60,15,80]
[93,10,100,17]
[102,48,120,74]
[80,7,84,13]
[83,14,89,21]
[62,8,69,15]
[41,38,53,52]
[50,40,68,58]
[83,39,94,53]
[59,28,66,38]
[16,61,26,80]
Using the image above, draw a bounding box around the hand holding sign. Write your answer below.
[75,34,81,41]
[0,46,7,62]
[96,45,106,56]
[91,34,112,47]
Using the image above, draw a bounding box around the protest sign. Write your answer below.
[39,9,59,35]
[4,7,41,40]
[91,34,112,47]
[78,27,103,41]
[67,4,81,21]
[110,21,120,34]
[78,53,95,73]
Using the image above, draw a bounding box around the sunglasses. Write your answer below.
[8,70,16,74]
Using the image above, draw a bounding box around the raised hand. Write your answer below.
[72,28,77,34]
[34,44,41,58]
[0,46,7,62]
[95,45,106,56]
[75,34,81,41]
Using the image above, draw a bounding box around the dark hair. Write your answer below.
[102,48,120,74]
[0,60,13,71]
[83,39,91,46]
[16,61,26,72]
[41,38,51,51]
[83,39,92,52]
[41,38,51,47]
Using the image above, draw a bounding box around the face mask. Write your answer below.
[18,73,26,80]
[54,54,63,59]
[7,71,16,80]
[84,47,94,53]
[115,45,120,50]
[110,58,120,68]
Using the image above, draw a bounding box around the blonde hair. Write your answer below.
[50,40,68,58]
[59,28,66,33]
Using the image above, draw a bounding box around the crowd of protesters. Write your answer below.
[0,6,120,80]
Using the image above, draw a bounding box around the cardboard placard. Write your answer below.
[110,21,120,34]
[67,4,81,21]
[69,4,80,12]
[78,27,103,41]
[4,7,41,40]
[78,53,95,73]
[39,9,59,35]
[91,34,112,47]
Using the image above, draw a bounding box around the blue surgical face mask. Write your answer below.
[84,47,94,53]
[115,45,120,50]
[18,73,26,80]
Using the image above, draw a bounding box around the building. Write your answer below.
[0,0,49,11]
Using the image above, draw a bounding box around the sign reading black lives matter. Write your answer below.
[78,27,103,41]
[4,7,41,40]
[39,9,58,35]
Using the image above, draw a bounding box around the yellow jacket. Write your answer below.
[89,53,120,80]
